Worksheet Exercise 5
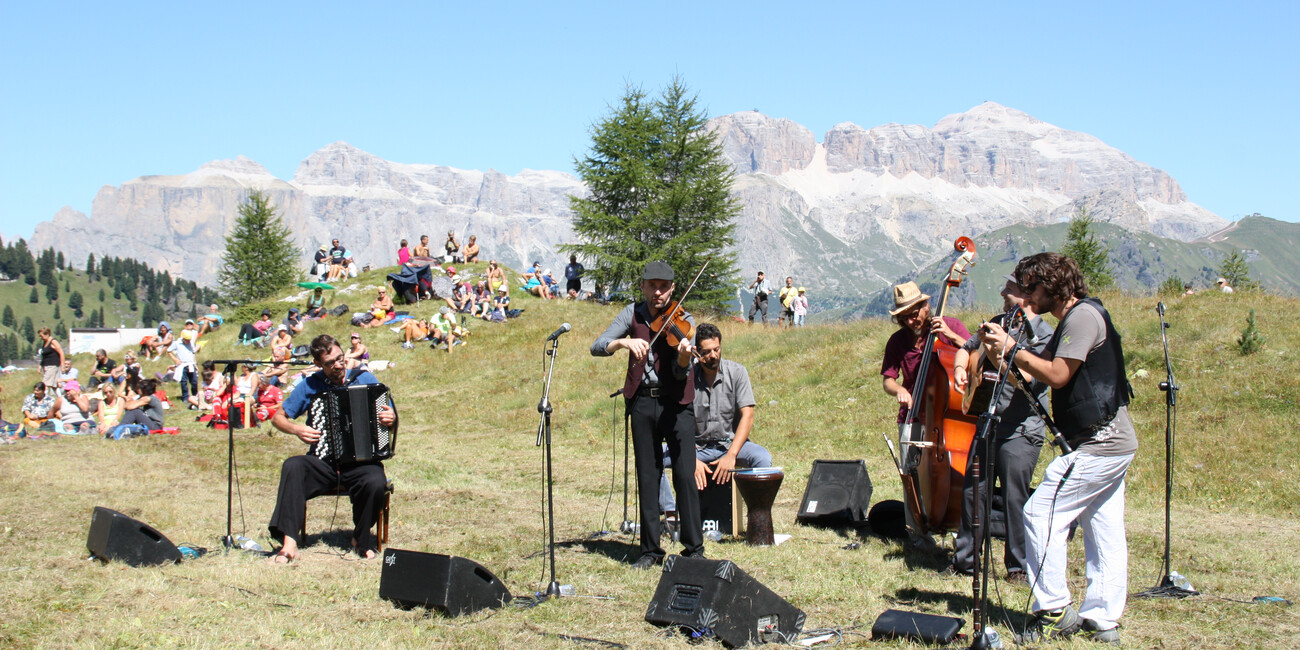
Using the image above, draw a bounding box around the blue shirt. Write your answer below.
[282,368,379,420]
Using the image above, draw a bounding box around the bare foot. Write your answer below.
[268,538,300,565]
[352,538,377,559]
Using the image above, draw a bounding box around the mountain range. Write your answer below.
[31,102,1228,307]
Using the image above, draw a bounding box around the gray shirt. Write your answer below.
[750,278,772,298]
[590,303,693,383]
[961,312,1055,441]
[1052,301,1138,457]
[693,359,756,444]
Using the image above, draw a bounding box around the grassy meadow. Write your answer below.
[1,265,1298,648]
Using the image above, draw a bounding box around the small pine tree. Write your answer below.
[1237,308,1265,355]
[86,253,96,278]
[56,251,64,269]
[28,287,38,303]
[54,321,68,339]
[68,290,84,317]
[46,281,58,304]
[53,303,60,319]
[1158,276,1185,296]
[99,288,106,302]
[24,271,35,286]
[1218,249,1259,292]
[218,190,301,305]
[21,317,34,343]
[1,305,12,328]
[1061,208,1114,291]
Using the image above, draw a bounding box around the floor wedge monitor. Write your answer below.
[797,459,872,526]
[86,506,182,567]
[645,556,804,648]
[379,549,512,616]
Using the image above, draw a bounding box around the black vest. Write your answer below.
[1044,298,1132,444]
[622,304,694,406]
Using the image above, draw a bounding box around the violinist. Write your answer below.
[591,261,705,570]
[881,281,970,419]
[948,275,1054,583]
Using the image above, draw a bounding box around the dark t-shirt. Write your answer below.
[881,316,971,423]
[95,358,117,375]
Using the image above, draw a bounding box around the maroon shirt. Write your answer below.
[881,316,970,423]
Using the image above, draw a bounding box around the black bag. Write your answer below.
[329,303,349,317]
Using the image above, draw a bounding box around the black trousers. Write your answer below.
[952,433,1042,574]
[748,295,769,323]
[629,395,703,559]
[238,323,262,342]
[267,455,388,545]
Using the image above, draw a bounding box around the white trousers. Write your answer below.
[1024,452,1133,630]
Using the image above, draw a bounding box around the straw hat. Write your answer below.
[888,281,931,316]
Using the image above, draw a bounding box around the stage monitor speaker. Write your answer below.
[379,549,512,616]
[645,556,805,648]
[796,460,871,526]
[871,608,965,644]
[86,506,182,567]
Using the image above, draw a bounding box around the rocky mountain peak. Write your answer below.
[707,111,816,175]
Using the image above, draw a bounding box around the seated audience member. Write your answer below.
[397,239,411,266]
[452,276,474,313]
[22,382,62,434]
[196,304,223,338]
[97,383,127,431]
[412,234,432,259]
[542,269,560,296]
[57,381,98,435]
[305,288,328,319]
[328,238,346,270]
[463,235,480,262]
[345,333,370,369]
[261,345,292,387]
[284,308,304,334]
[430,306,460,351]
[523,271,554,300]
[269,325,294,360]
[313,245,330,280]
[486,260,506,293]
[363,288,394,328]
[491,285,511,322]
[192,360,227,411]
[398,319,431,349]
[141,322,174,360]
[228,362,260,421]
[120,379,165,431]
[88,349,120,389]
[115,351,143,395]
[444,230,461,263]
[239,309,277,345]
[57,359,79,393]
[253,377,285,423]
[472,281,492,319]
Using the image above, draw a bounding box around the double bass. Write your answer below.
[895,237,978,537]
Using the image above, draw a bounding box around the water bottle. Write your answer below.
[235,535,265,552]
[704,530,724,542]
[1169,571,1194,592]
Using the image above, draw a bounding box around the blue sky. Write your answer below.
[2,1,1296,239]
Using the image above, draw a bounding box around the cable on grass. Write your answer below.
[544,632,626,648]
[166,574,292,607]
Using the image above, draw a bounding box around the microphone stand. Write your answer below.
[535,337,563,598]
[1137,303,1197,598]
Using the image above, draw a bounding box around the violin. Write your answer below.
[645,258,712,351]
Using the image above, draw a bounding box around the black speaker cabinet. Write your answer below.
[86,506,182,567]
[871,608,965,644]
[645,556,805,648]
[797,460,872,526]
[379,549,512,616]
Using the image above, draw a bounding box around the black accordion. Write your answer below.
[305,383,397,467]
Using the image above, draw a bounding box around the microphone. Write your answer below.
[545,322,571,342]
[1156,301,1166,316]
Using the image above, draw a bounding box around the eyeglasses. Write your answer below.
[322,355,347,367]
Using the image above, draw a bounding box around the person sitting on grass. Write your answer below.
[253,376,285,423]
[192,360,227,411]
[397,239,411,266]
[486,260,506,293]
[362,287,394,328]
[238,309,276,346]
[398,319,431,349]
[444,230,461,263]
[56,381,97,436]
[472,281,492,319]
[491,285,511,322]
[87,349,120,389]
[463,234,480,263]
[196,304,223,338]
[57,359,79,394]
[261,345,292,387]
[96,383,126,432]
[115,350,142,394]
[22,382,62,436]
[523,271,554,299]
[283,308,304,334]
[119,378,165,432]
[430,306,460,352]
[304,288,328,319]
[140,322,174,361]
[269,325,294,361]
[344,332,369,369]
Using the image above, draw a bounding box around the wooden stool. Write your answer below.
[301,480,394,550]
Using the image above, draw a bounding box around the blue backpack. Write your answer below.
[106,424,150,440]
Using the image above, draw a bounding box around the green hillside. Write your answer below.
[839,215,1300,319]
[1,267,1297,647]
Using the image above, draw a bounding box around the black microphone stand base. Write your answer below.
[1136,575,1198,599]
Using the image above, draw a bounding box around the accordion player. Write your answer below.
[305,383,397,467]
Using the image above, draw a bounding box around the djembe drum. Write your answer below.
[734,467,784,546]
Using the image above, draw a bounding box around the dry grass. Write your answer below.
[1,276,1297,648]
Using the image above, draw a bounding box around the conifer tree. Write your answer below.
[69,291,85,318]
[56,251,64,269]
[1218,249,1259,291]
[21,317,34,343]
[1,305,11,327]
[54,321,67,339]
[86,253,96,279]
[53,303,61,320]
[563,77,739,311]
[218,190,301,305]
[29,287,38,303]
[1061,207,1114,291]
[46,281,58,304]
[99,288,106,302]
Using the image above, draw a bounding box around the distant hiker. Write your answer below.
[747,271,772,325]
[778,276,797,327]
[565,255,585,299]
[792,287,809,326]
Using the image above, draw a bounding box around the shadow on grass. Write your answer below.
[890,587,1033,629]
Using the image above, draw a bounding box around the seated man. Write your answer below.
[119,378,165,431]
[87,349,120,389]
[196,304,223,338]
[462,235,480,263]
[313,245,330,280]
[429,306,460,351]
[284,308,304,334]
[57,359,79,393]
[267,334,396,563]
[22,382,62,434]
[659,323,772,525]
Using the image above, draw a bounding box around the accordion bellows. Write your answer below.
[306,383,396,466]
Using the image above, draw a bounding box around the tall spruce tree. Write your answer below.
[562,77,739,312]
[1061,207,1114,291]
[219,190,300,305]
[1,305,11,327]
[21,317,34,343]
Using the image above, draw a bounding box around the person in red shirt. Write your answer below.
[880,281,970,421]
[254,378,284,423]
